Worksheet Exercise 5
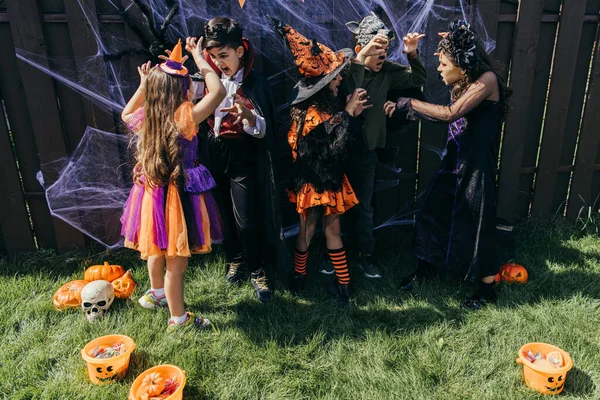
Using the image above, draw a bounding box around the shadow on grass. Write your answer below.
[563,367,596,396]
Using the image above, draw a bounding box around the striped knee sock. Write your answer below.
[328,247,350,285]
[293,248,308,275]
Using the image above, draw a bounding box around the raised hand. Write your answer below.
[219,94,255,126]
[137,61,152,87]
[383,100,396,117]
[402,32,426,55]
[356,33,388,62]
[158,48,189,63]
[185,37,204,61]
[345,88,372,117]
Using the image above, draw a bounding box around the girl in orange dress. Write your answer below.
[120,38,226,330]
[273,18,370,306]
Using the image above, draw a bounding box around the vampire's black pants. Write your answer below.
[207,135,261,272]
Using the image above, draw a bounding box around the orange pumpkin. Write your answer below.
[112,270,137,299]
[138,372,165,398]
[53,280,88,309]
[498,262,528,284]
[84,262,124,282]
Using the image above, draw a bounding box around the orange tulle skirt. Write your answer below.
[288,175,359,217]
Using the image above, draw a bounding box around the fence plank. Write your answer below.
[477,0,501,43]
[531,0,587,218]
[0,22,57,249]
[568,23,600,217]
[513,20,559,219]
[0,96,35,253]
[496,0,545,223]
[64,0,115,131]
[6,0,85,250]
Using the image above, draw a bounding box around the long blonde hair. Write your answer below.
[134,67,191,187]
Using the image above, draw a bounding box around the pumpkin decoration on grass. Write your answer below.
[495,262,528,284]
[53,280,89,309]
[85,262,125,282]
[112,270,137,299]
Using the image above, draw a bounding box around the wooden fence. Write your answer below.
[0,0,599,254]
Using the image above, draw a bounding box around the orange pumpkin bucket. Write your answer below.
[129,364,186,400]
[81,334,136,384]
[516,343,573,395]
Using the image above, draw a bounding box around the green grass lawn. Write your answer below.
[1,220,599,399]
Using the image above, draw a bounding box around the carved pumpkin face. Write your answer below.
[84,262,125,282]
[111,270,137,299]
[544,373,565,394]
[499,263,528,284]
[95,365,125,383]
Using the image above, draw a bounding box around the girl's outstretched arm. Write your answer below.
[186,37,226,124]
[121,61,151,123]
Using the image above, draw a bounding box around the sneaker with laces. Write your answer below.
[226,261,245,284]
[167,312,211,331]
[250,269,272,303]
[138,289,168,309]
[358,253,382,278]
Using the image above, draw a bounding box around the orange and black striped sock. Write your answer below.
[328,247,350,285]
[293,248,308,275]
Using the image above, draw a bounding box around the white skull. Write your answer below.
[81,280,115,322]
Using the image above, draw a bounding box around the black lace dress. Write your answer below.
[413,99,501,281]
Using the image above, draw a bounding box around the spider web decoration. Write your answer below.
[15,0,496,246]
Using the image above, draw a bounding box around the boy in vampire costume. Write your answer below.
[193,17,291,302]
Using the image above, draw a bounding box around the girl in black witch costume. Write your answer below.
[272,18,370,306]
[384,20,512,310]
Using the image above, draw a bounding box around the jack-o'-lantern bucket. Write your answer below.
[516,342,572,395]
[81,334,136,384]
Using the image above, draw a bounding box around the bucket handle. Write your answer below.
[516,358,523,365]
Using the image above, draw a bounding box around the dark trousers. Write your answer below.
[346,149,377,255]
[208,135,261,271]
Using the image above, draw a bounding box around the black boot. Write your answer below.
[336,282,351,307]
[290,272,306,293]
[399,260,436,290]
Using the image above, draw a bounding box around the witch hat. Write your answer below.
[271,16,351,105]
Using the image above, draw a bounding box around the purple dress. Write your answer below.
[120,102,223,259]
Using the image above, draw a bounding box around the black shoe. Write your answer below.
[399,261,437,291]
[399,273,419,291]
[462,288,497,311]
[291,272,306,293]
[250,270,273,303]
[225,261,245,284]
[358,253,382,279]
[336,282,351,307]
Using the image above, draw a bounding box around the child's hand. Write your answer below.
[219,94,256,126]
[137,61,151,88]
[345,88,371,117]
[158,48,189,63]
[185,37,204,61]
[402,32,425,55]
[356,33,388,63]
[383,100,397,117]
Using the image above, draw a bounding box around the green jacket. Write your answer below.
[341,54,427,149]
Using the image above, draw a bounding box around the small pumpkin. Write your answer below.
[498,262,528,284]
[84,261,125,282]
[111,270,137,299]
[139,372,165,397]
[53,280,88,309]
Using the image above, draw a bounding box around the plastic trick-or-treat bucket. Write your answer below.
[80,334,136,384]
[129,364,186,400]
[516,343,573,395]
